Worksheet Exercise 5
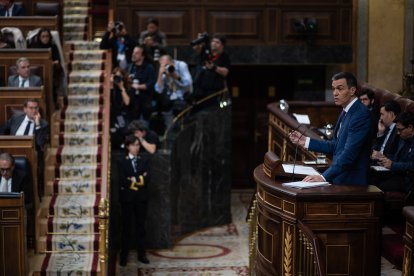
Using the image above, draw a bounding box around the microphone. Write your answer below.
[290,124,306,181]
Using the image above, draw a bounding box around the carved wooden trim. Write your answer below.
[283,222,294,276]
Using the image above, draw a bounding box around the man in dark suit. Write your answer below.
[371,100,401,161]
[0,152,32,207]
[7,57,42,87]
[375,111,414,193]
[118,135,150,266]
[289,72,373,185]
[0,0,25,16]
[0,98,48,150]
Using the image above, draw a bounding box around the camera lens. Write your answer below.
[167,65,175,73]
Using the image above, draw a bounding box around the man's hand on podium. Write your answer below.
[303,174,325,182]
[289,130,307,147]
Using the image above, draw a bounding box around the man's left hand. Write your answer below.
[303,175,325,182]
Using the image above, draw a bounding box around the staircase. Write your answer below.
[31,0,110,274]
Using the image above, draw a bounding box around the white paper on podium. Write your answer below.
[293,113,311,125]
[371,165,390,171]
[282,164,320,175]
[282,181,330,189]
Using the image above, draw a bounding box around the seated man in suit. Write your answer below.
[0,0,25,16]
[289,72,373,186]
[0,98,49,150]
[371,100,401,162]
[8,57,42,87]
[375,111,414,193]
[0,152,32,207]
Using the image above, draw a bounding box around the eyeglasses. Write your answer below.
[0,168,12,173]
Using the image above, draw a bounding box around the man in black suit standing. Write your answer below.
[0,152,32,207]
[371,100,401,161]
[7,57,42,87]
[0,0,25,16]
[118,135,150,266]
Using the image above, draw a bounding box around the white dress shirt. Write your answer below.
[16,115,35,136]
[0,177,11,192]
[18,76,29,87]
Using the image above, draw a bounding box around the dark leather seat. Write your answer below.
[34,2,60,16]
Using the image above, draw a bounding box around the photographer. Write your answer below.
[193,33,231,109]
[138,18,167,61]
[100,21,135,69]
[155,54,192,130]
[110,67,135,149]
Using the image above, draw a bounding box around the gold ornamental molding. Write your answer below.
[283,222,294,276]
[406,222,413,239]
[403,246,412,276]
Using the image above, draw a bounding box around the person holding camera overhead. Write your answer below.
[100,21,135,70]
[110,67,135,149]
[155,54,192,130]
[193,33,231,110]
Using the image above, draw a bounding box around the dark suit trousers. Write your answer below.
[120,199,148,258]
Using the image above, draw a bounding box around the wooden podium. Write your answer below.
[254,158,383,275]
[0,193,27,276]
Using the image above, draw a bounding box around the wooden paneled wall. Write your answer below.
[110,0,353,46]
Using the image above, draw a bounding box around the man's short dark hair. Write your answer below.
[395,111,414,128]
[128,120,148,133]
[382,100,401,116]
[124,134,140,147]
[0,152,15,166]
[147,18,159,27]
[358,88,375,100]
[212,33,227,46]
[23,98,39,107]
[332,72,357,89]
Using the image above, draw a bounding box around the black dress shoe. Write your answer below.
[138,255,150,264]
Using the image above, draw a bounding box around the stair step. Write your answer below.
[39,217,98,237]
[48,194,100,218]
[69,60,105,71]
[65,94,102,107]
[64,32,87,41]
[69,70,103,83]
[54,133,102,147]
[61,106,102,121]
[38,253,100,274]
[57,120,101,134]
[67,82,103,95]
[51,145,101,165]
[45,179,102,196]
[69,50,106,61]
[52,164,101,180]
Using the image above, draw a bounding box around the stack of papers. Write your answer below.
[282,164,320,175]
[371,166,390,171]
[282,181,330,189]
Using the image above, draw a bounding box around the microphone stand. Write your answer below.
[291,125,305,182]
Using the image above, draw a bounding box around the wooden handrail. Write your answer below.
[297,220,326,276]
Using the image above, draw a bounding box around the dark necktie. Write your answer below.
[20,79,26,87]
[335,110,346,136]
[23,121,32,135]
[132,157,138,173]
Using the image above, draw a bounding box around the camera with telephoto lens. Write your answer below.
[165,64,175,74]
[190,32,209,46]
[112,21,124,36]
[113,75,123,84]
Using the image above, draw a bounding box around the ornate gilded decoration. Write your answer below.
[283,224,293,276]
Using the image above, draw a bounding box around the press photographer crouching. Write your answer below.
[193,33,231,110]
[110,67,135,149]
[155,54,192,130]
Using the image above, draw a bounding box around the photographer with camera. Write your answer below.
[100,21,135,70]
[138,18,167,61]
[192,33,231,110]
[127,45,156,124]
[155,54,192,130]
[110,67,135,149]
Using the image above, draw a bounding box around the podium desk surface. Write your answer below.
[254,165,383,201]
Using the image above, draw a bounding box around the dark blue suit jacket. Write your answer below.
[309,100,372,185]
[0,4,25,16]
